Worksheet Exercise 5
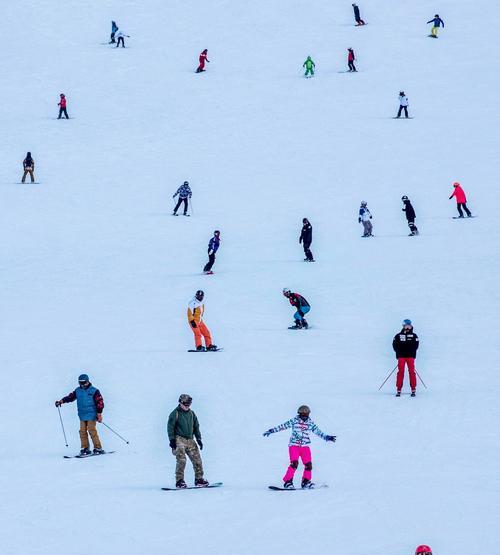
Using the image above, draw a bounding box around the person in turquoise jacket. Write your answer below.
[303,56,315,78]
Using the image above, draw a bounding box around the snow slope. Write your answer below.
[1,1,499,554]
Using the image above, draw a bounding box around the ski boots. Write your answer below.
[395,390,401,397]
[283,480,295,490]
[301,479,314,489]
[93,448,105,455]
[80,448,92,456]
[195,478,210,487]
[301,319,309,329]
[172,212,178,216]
[206,344,218,351]
[196,345,206,352]
[411,390,416,397]
[176,480,188,489]
[289,321,303,330]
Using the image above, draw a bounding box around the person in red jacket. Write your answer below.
[449,182,472,218]
[58,94,68,119]
[347,48,357,72]
[196,49,210,73]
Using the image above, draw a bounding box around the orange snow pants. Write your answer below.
[191,321,212,348]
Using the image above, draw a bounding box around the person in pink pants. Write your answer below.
[263,405,336,489]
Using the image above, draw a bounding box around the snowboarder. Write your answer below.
[427,14,444,38]
[172,181,192,216]
[303,56,315,78]
[415,546,432,555]
[352,3,366,25]
[109,21,118,44]
[187,290,218,351]
[55,374,105,455]
[263,405,336,489]
[21,152,35,183]
[347,48,357,72]
[396,91,409,118]
[283,288,310,329]
[401,196,419,235]
[358,201,373,236]
[392,319,419,397]
[196,49,209,73]
[203,230,220,274]
[167,394,209,488]
[299,218,314,261]
[115,29,129,48]
[57,94,68,119]
[449,182,472,218]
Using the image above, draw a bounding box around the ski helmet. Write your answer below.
[403,319,412,326]
[78,373,90,383]
[360,200,367,206]
[399,91,405,95]
[214,230,220,236]
[297,405,311,416]
[183,181,189,186]
[401,195,409,201]
[415,546,432,555]
[178,394,193,406]
[453,182,460,187]
[283,288,291,297]
[195,290,204,301]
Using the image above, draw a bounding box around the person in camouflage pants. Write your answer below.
[167,394,209,488]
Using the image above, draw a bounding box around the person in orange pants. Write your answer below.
[187,290,218,351]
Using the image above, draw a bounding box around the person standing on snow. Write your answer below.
[347,48,357,72]
[57,94,69,119]
[358,201,373,237]
[187,290,218,351]
[283,288,310,329]
[303,56,315,78]
[55,374,105,455]
[352,3,366,25]
[299,218,314,262]
[263,405,336,489]
[427,14,444,38]
[401,196,419,236]
[396,91,409,118]
[449,182,472,218]
[172,181,192,216]
[196,49,210,73]
[203,230,220,274]
[392,319,420,397]
[115,29,129,48]
[167,394,209,488]
[21,152,35,183]
[109,21,118,44]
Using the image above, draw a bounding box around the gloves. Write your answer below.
[325,435,336,442]
[370,216,372,219]
[172,194,176,198]
[169,439,177,450]
[55,400,63,407]
[197,439,203,450]
[358,217,361,223]
[97,414,103,423]
[449,196,453,199]
[263,429,274,437]
[190,320,197,328]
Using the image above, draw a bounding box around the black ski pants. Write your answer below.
[397,106,409,118]
[348,61,356,71]
[303,242,314,261]
[203,253,216,272]
[117,37,125,47]
[174,197,188,215]
[58,107,69,119]
[457,203,471,217]
[407,220,419,234]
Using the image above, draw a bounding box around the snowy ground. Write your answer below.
[1,1,499,554]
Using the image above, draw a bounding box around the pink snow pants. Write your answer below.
[283,446,312,482]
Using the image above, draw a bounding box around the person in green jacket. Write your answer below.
[303,56,315,78]
[167,394,209,488]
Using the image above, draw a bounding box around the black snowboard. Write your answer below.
[453,216,476,219]
[64,450,115,459]
[269,483,327,491]
[188,348,223,352]
[162,482,223,491]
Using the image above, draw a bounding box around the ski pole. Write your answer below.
[101,421,130,444]
[57,406,69,447]
[416,369,427,389]
[378,365,397,390]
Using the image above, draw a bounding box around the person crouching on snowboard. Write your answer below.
[167,394,209,489]
[187,290,218,351]
[283,288,310,329]
[263,405,336,489]
[392,319,420,397]
[401,196,419,236]
[55,374,104,455]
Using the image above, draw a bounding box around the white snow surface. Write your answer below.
[1,1,499,554]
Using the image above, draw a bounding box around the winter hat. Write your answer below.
[297,405,311,416]
[179,394,192,406]
[78,374,90,383]
[415,546,432,555]
[403,319,412,326]
[453,182,460,187]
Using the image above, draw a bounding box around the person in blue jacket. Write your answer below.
[427,15,444,38]
[203,230,221,274]
[110,21,118,44]
[172,181,192,216]
[55,374,105,455]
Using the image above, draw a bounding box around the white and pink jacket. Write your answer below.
[268,416,327,446]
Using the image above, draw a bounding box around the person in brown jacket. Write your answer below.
[22,152,35,183]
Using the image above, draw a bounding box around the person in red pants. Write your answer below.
[196,49,209,73]
[392,319,419,397]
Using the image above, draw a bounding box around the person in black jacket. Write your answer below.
[299,218,314,262]
[392,319,419,396]
[352,3,366,25]
[401,196,419,236]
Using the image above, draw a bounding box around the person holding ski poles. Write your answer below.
[427,14,444,38]
[299,218,314,262]
[358,201,373,237]
[392,319,419,397]
[263,405,336,489]
[396,91,409,118]
[283,288,310,329]
[303,56,315,78]
[22,152,35,183]
[401,196,419,236]
[55,374,105,455]
[352,3,366,25]
[187,290,218,351]
[347,48,357,72]
[58,94,68,119]
[203,230,220,274]
[110,21,118,44]
[172,181,192,216]
[449,182,472,218]
[196,49,210,73]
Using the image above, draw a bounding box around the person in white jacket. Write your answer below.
[397,91,409,118]
[187,290,217,351]
[358,201,373,237]
[115,29,129,48]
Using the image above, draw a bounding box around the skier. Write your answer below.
[263,405,336,489]
[57,94,68,119]
[55,374,105,455]
[396,91,409,119]
[187,290,218,351]
[283,288,310,329]
[401,196,419,236]
[415,546,432,555]
[172,181,192,216]
[352,3,366,25]
[303,56,315,78]
[449,182,472,218]
[115,29,129,48]
[203,230,220,274]
[109,21,118,44]
[347,48,357,72]
[392,319,419,397]
[299,218,314,262]
[196,49,209,73]
[21,152,35,183]
[427,14,444,38]
[358,201,373,237]
[167,394,209,488]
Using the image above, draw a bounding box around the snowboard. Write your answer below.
[188,347,223,352]
[64,450,115,459]
[269,483,328,491]
[288,326,311,330]
[204,271,214,275]
[162,482,222,491]
[392,116,414,119]
[453,216,476,219]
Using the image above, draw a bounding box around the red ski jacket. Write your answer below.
[348,51,355,62]
[59,96,67,108]
[450,185,466,203]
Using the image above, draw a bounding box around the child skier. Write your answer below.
[57,94,68,119]
[196,49,209,73]
[115,29,129,48]
[392,319,420,397]
[187,290,218,351]
[109,21,118,44]
[203,230,220,274]
[396,91,409,118]
[352,3,366,25]
[401,196,419,235]
[347,48,357,72]
[449,182,472,218]
[358,201,373,237]
[172,181,192,216]
[21,152,35,183]
[299,218,314,261]
[427,14,444,38]
[303,56,315,78]
[283,288,310,329]
[55,374,105,455]
[263,405,336,489]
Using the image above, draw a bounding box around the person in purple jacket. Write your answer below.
[203,230,221,274]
